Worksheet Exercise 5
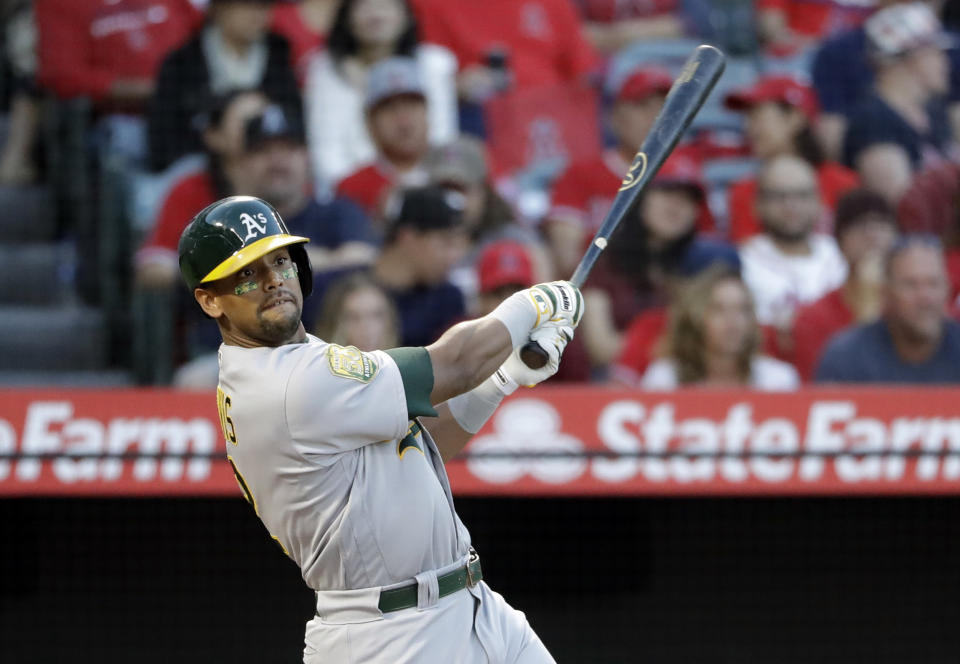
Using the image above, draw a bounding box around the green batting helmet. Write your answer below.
[178,196,313,297]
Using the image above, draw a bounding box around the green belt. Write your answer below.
[377,552,483,614]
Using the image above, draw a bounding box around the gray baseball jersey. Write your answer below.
[217,334,471,591]
[217,334,555,663]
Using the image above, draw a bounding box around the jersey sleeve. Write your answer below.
[285,344,410,455]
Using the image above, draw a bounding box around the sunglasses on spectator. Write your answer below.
[758,187,818,202]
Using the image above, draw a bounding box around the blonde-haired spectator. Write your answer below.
[641,265,800,390]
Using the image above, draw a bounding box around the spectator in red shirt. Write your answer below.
[725,75,859,243]
[335,57,431,221]
[547,66,673,276]
[757,0,873,57]
[571,0,686,55]
[147,0,302,172]
[791,188,899,380]
[136,89,270,288]
[409,0,598,106]
[36,0,202,106]
[270,0,339,84]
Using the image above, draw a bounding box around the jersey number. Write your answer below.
[216,387,237,445]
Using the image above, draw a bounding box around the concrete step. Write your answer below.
[0,305,107,371]
[0,184,58,243]
[0,243,74,305]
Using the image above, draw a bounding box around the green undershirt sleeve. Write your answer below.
[385,347,438,418]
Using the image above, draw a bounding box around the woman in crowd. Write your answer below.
[271,0,341,83]
[304,0,456,186]
[579,153,739,373]
[641,265,800,390]
[313,272,401,350]
[724,75,858,242]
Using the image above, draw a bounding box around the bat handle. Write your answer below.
[519,340,550,369]
[519,274,585,370]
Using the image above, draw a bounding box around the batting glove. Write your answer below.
[496,322,574,392]
[527,281,584,330]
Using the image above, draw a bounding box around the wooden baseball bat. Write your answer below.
[521,44,727,369]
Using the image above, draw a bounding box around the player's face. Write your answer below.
[886,245,949,342]
[368,95,429,161]
[349,0,407,48]
[702,279,754,357]
[199,248,305,346]
[641,186,699,244]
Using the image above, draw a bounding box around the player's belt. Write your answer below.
[377,550,483,613]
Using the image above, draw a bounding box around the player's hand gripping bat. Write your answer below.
[521,44,727,369]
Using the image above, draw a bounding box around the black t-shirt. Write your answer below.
[843,94,954,170]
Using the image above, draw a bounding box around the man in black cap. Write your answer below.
[245,104,379,273]
[313,185,469,346]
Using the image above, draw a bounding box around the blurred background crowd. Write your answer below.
[2,0,960,389]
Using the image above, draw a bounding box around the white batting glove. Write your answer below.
[527,281,584,330]
[447,322,573,434]
[496,322,574,393]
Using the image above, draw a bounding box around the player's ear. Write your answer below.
[195,287,224,319]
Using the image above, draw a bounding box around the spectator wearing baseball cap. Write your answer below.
[842,2,959,206]
[577,152,739,374]
[244,104,378,275]
[312,185,468,347]
[304,0,457,187]
[724,75,858,243]
[335,57,435,221]
[426,135,549,301]
[811,1,960,162]
[790,188,899,380]
[548,66,690,278]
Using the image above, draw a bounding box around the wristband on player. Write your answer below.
[447,368,518,434]
[488,289,548,349]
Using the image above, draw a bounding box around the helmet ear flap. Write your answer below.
[289,243,312,298]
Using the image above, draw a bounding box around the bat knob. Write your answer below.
[519,341,549,369]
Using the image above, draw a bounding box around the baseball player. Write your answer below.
[178,196,583,663]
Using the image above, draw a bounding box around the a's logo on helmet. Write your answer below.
[239,212,269,242]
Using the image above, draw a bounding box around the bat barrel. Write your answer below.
[570,44,726,288]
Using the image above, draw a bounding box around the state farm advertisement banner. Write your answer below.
[1,388,959,496]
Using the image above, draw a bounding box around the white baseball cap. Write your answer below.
[364,57,426,111]
[865,2,955,58]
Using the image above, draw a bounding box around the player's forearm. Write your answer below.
[427,317,513,405]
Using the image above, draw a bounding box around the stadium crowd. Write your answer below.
[1,0,960,388]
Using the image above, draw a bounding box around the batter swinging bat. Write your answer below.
[521,44,726,369]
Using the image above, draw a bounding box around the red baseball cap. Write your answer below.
[652,150,706,199]
[615,67,673,103]
[477,241,534,293]
[724,76,819,120]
